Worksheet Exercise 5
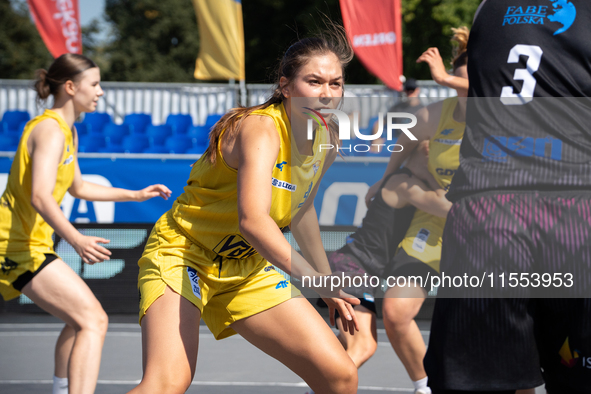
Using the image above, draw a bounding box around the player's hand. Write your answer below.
[72,234,111,265]
[417,47,448,85]
[134,184,172,202]
[365,180,381,207]
[323,295,360,334]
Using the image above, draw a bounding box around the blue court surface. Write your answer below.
[0,312,545,394]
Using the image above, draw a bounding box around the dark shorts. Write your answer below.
[384,247,439,290]
[12,253,58,291]
[425,191,591,392]
[328,247,377,313]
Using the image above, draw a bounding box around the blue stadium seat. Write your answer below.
[73,122,90,136]
[1,110,30,133]
[98,142,126,153]
[187,125,210,147]
[79,134,107,153]
[103,124,131,145]
[146,125,173,146]
[143,144,170,154]
[165,134,193,154]
[0,134,19,151]
[123,113,152,134]
[166,114,193,135]
[204,113,223,128]
[82,112,112,133]
[185,145,207,154]
[122,134,149,153]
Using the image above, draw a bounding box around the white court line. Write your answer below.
[0,380,414,391]
[0,323,140,329]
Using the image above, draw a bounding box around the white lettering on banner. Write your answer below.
[53,0,80,53]
[353,32,396,48]
[319,182,369,226]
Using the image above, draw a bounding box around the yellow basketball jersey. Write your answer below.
[400,98,465,271]
[171,102,328,259]
[0,110,76,255]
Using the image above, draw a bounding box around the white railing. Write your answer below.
[0,80,238,125]
[1,80,455,127]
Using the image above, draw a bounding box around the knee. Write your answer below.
[382,302,414,334]
[332,360,358,394]
[76,305,109,337]
[140,369,193,394]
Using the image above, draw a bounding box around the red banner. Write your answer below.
[27,0,82,58]
[339,0,403,91]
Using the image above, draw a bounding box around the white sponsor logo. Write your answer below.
[271,177,297,192]
[353,32,396,47]
[434,139,462,146]
[53,0,80,53]
[412,228,430,253]
[187,267,202,299]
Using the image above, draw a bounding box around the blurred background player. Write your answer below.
[0,53,171,394]
[129,26,363,394]
[334,27,469,394]
[424,1,591,393]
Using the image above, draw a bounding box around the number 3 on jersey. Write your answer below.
[500,45,544,105]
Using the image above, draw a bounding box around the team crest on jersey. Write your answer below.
[502,1,576,35]
[213,234,258,259]
[312,160,321,175]
[63,154,74,165]
[272,177,297,192]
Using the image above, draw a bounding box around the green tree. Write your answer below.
[0,0,52,79]
[402,0,481,79]
[101,0,200,82]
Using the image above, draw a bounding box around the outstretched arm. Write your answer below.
[417,47,469,92]
[69,157,171,202]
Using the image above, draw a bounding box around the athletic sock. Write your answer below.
[53,375,68,394]
[412,376,431,394]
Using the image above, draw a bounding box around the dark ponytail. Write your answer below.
[34,53,97,105]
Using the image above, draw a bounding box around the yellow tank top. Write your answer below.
[0,110,76,255]
[171,102,328,259]
[400,98,465,271]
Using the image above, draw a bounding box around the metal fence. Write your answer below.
[0,79,455,127]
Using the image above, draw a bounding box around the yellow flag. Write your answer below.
[192,0,245,80]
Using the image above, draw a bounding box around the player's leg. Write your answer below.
[336,304,378,367]
[53,324,76,394]
[128,286,201,394]
[21,258,109,394]
[232,297,358,394]
[382,283,429,391]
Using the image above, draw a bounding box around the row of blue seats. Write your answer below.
[80,134,208,154]
[0,110,222,153]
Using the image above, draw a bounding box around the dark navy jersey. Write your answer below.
[346,169,416,277]
[448,0,591,200]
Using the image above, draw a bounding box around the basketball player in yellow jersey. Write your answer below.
[130,29,361,394]
[0,54,171,394]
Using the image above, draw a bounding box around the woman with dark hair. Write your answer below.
[0,53,171,394]
[129,28,360,394]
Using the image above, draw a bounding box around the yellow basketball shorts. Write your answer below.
[138,212,300,340]
[0,250,58,301]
